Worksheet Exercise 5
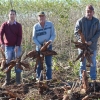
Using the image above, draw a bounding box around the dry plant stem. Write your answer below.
[1,60,6,71]
[4,65,14,73]
[73,30,93,66]
[40,41,51,52]
[74,51,84,62]
[72,80,78,91]
[71,82,76,92]
[34,55,44,72]
[82,70,89,91]
[24,50,38,59]
[1,51,30,72]
[82,95,89,100]
[9,98,16,100]
[3,90,17,98]
[41,50,57,56]
[0,48,7,70]
[20,61,30,69]
[63,95,69,100]
[0,47,6,59]
[78,30,85,43]
[38,81,49,94]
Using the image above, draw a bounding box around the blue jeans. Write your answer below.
[79,49,97,80]
[5,46,22,84]
[36,45,52,80]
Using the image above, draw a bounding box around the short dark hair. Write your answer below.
[10,9,16,14]
[86,5,94,11]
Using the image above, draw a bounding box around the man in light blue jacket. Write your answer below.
[74,5,100,80]
[33,11,56,80]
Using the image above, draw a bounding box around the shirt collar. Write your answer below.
[39,21,47,28]
[7,20,16,25]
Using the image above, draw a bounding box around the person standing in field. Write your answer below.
[74,5,100,81]
[32,11,56,80]
[0,9,22,86]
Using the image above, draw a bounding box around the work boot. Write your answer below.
[2,70,11,87]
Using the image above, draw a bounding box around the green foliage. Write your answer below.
[0,71,5,78]
[96,54,100,61]
[68,60,80,76]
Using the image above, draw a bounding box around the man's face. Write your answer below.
[85,9,94,19]
[38,15,46,23]
[8,11,16,20]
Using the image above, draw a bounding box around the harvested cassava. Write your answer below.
[73,30,93,66]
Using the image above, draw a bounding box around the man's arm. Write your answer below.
[0,23,5,50]
[74,19,82,40]
[15,23,22,52]
[49,22,56,42]
[32,25,41,51]
[0,23,5,45]
[90,21,100,43]
[16,23,22,46]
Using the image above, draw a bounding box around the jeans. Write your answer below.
[5,46,22,84]
[36,45,52,80]
[79,49,97,80]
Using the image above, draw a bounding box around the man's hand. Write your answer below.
[1,44,5,51]
[85,41,92,45]
[47,40,52,48]
[14,46,19,53]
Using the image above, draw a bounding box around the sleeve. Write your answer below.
[16,23,22,46]
[74,19,82,40]
[0,23,5,45]
[32,25,41,51]
[49,22,56,42]
[90,21,100,43]
[32,25,41,46]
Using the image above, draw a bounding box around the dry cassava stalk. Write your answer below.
[20,61,30,69]
[3,90,17,98]
[23,50,38,59]
[0,48,7,71]
[1,59,7,71]
[78,30,86,44]
[24,41,57,59]
[4,65,14,73]
[1,51,30,72]
[0,47,6,59]
[24,41,57,73]
[4,61,30,73]
[82,95,89,100]
[41,50,57,56]
[81,70,89,91]
[40,41,51,52]
[63,94,69,100]
[38,81,49,95]
[34,55,44,72]
[73,30,93,66]
[23,41,57,94]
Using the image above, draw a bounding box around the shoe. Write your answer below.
[36,78,39,82]
[2,81,9,87]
